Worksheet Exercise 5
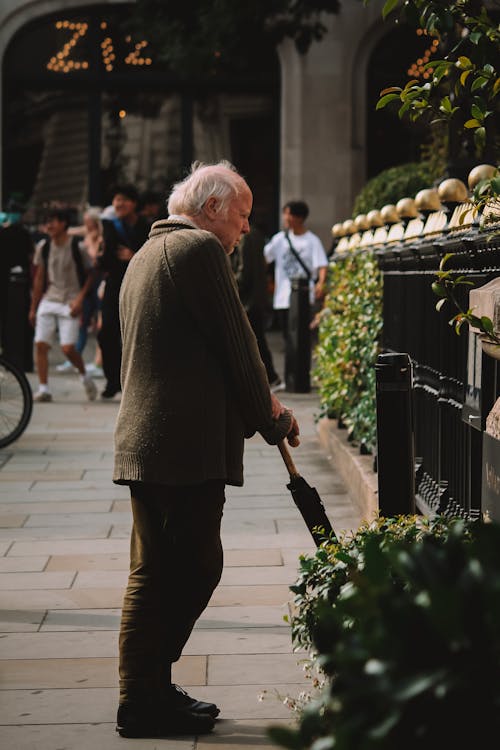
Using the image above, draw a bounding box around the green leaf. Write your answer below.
[460,70,472,86]
[457,56,472,70]
[439,253,455,271]
[471,76,489,92]
[267,726,302,750]
[376,93,400,110]
[436,298,446,312]
[471,104,484,120]
[382,0,400,20]
[481,317,494,335]
[432,282,448,298]
[470,31,481,45]
[491,177,500,194]
[464,119,481,128]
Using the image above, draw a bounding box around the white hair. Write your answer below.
[83,206,103,232]
[167,160,246,217]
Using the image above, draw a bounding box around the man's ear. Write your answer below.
[204,197,219,220]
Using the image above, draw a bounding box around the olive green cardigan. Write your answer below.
[113,218,291,487]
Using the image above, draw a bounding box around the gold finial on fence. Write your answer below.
[342,219,356,235]
[468,164,499,191]
[396,197,419,220]
[380,204,399,225]
[437,178,469,204]
[415,188,442,213]
[367,209,384,228]
[331,222,344,237]
[354,214,370,231]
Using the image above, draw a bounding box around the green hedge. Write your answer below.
[313,248,382,451]
[352,161,435,217]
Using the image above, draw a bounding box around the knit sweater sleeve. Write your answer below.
[165,231,291,445]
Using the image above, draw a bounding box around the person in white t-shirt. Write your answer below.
[264,200,328,345]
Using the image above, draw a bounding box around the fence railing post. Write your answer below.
[375,352,416,516]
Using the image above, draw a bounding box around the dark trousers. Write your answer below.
[119,480,226,704]
[247,306,279,383]
[97,290,121,391]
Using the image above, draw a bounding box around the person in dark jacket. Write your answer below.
[97,185,149,399]
[231,223,282,390]
[113,160,300,739]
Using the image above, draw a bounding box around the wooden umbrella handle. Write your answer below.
[278,440,300,478]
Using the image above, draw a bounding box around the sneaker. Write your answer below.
[116,701,215,738]
[85,363,104,378]
[270,377,285,393]
[56,361,77,373]
[34,390,52,403]
[83,376,97,401]
[168,684,220,718]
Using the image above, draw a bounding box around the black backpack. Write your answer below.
[41,236,87,289]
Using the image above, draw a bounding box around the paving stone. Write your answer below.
[23,512,128,528]
[0,541,12,555]
[1,471,83,481]
[0,631,118,659]
[0,556,49,573]
[0,588,124,610]
[219,567,301,586]
[0,571,75,590]
[0,501,113,515]
[45,553,128,571]
[197,605,289,629]
[72,571,127,589]
[182,628,296,655]
[0,514,27,528]
[197,718,294,749]
[208,653,309,685]
[41,608,121,631]
[0,684,302,724]
[0,525,112,540]
[0,655,206,689]
[208,585,293,607]
[0,610,45,632]
[8,539,129,556]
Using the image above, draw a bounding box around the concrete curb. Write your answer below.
[317,417,379,526]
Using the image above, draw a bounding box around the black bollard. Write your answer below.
[3,267,32,372]
[285,277,311,393]
[375,352,415,515]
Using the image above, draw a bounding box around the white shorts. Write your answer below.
[34,298,80,347]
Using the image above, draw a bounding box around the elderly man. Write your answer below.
[113,161,299,739]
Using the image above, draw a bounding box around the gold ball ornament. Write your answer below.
[415,188,442,212]
[380,204,399,225]
[366,209,384,228]
[331,222,344,237]
[342,219,356,235]
[437,178,469,204]
[396,197,418,219]
[354,214,370,231]
[468,164,499,191]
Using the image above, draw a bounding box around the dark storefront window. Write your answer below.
[3,3,280,228]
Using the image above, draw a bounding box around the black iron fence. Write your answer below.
[376,222,500,519]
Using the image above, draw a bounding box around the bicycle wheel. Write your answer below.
[0,355,33,449]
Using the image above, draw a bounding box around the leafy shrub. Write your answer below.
[352,161,435,217]
[313,249,382,451]
[270,515,500,750]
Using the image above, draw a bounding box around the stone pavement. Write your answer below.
[0,332,361,749]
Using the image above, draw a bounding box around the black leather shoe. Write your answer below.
[168,683,220,718]
[101,385,120,399]
[116,702,215,738]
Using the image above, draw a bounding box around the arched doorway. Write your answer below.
[3,2,280,230]
[366,24,436,179]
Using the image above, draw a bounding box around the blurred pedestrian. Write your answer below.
[264,200,328,341]
[28,208,97,402]
[231,223,282,391]
[97,185,149,399]
[60,207,105,375]
[113,160,299,739]
[139,190,165,226]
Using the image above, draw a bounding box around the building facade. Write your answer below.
[0,0,419,245]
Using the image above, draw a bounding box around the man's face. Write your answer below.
[282,207,304,233]
[209,187,252,255]
[112,193,137,220]
[45,217,67,239]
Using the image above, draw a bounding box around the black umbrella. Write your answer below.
[278,440,336,547]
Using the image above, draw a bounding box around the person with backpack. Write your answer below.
[97,185,149,399]
[28,208,97,403]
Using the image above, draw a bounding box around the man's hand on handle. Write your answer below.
[270,392,300,447]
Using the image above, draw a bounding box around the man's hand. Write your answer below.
[69,298,83,318]
[271,393,300,447]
